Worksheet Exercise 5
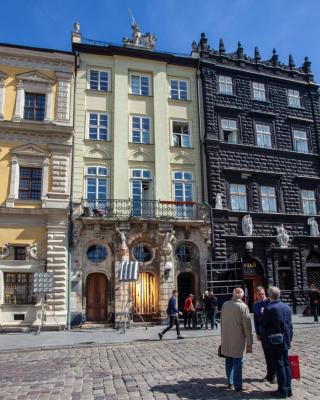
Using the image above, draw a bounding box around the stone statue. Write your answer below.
[308,217,319,236]
[191,41,198,52]
[122,10,157,50]
[0,243,9,259]
[242,215,253,236]
[162,231,176,257]
[276,224,290,248]
[115,227,127,251]
[27,243,38,260]
[73,22,80,33]
[215,193,223,209]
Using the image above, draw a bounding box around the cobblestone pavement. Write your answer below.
[0,325,319,400]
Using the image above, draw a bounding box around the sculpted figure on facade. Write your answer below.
[27,243,38,260]
[242,214,253,236]
[122,10,157,50]
[115,227,128,253]
[276,224,290,248]
[0,244,9,259]
[308,217,319,236]
[215,193,223,209]
[162,231,176,258]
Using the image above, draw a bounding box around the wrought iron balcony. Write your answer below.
[81,199,204,220]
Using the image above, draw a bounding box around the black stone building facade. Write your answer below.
[194,34,320,311]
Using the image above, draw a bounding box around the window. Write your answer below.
[18,167,42,200]
[288,89,301,108]
[253,82,266,101]
[173,172,194,218]
[293,129,309,153]
[218,75,233,95]
[176,243,194,263]
[4,273,34,305]
[221,118,238,143]
[89,70,109,91]
[86,166,108,206]
[133,244,152,262]
[170,79,188,100]
[131,169,153,217]
[14,247,27,260]
[172,121,191,147]
[24,93,45,121]
[131,116,151,144]
[301,190,316,215]
[88,113,109,140]
[261,186,277,213]
[256,123,272,148]
[87,245,107,262]
[130,74,150,96]
[230,183,247,211]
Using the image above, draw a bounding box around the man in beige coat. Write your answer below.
[220,287,253,392]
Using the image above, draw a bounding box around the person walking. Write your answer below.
[220,287,253,392]
[205,291,218,329]
[183,293,195,328]
[261,286,293,398]
[253,286,276,384]
[159,290,184,340]
[308,283,320,323]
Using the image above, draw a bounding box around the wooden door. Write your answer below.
[86,273,108,322]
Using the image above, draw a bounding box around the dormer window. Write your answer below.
[24,93,46,121]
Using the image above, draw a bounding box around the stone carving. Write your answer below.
[115,227,128,252]
[308,217,319,237]
[276,224,290,248]
[242,215,253,236]
[0,244,10,259]
[215,193,223,209]
[27,243,38,260]
[201,229,212,246]
[122,10,157,50]
[73,22,80,33]
[162,231,176,258]
[245,241,253,251]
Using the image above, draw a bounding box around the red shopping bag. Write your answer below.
[288,355,301,380]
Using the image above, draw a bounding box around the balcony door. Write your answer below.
[131,169,153,217]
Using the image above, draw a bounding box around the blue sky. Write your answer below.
[1,0,319,80]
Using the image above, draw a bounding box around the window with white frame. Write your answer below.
[169,79,188,100]
[88,112,109,140]
[230,183,247,211]
[221,118,238,143]
[301,190,316,215]
[131,116,151,144]
[173,172,193,202]
[85,166,108,204]
[218,75,233,95]
[288,89,301,108]
[131,169,153,216]
[129,74,150,96]
[255,123,272,148]
[261,186,277,212]
[253,82,266,101]
[293,129,309,153]
[172,120,191,147]
[89,69,109,92]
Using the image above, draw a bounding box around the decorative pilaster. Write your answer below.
[55,72,72,122]
[6,156,19,207]
[41,157,49,206]
[44,84,53,122]
[13,80,24,121]
[0,78,6,120]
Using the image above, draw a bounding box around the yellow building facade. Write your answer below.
[0,44,74,328]
[70,25,211,325]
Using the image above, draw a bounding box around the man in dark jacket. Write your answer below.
[159,290,184,340]
[308,283,320,323]
[253,286,276,383]
[261,286,293,398]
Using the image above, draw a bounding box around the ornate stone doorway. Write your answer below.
[86,273,108,322]
[129,272,158,320]
[177,272,195,309]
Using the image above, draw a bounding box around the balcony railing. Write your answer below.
[81,199,202,220]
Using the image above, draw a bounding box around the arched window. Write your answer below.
[132,243,152,263]
[176,243,195,263]
[87,245,107,263]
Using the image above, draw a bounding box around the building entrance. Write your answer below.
[241,258,265,311]
[177,272,195,309]
[129,272,157,321]
[86,273,108,322]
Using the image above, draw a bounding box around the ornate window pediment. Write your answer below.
[16,71,53,86]
[12,143,49,158]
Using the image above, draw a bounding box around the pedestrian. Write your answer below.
[183,293,195,328]
[204,291,218,329]
[220,287,253,392]
[308,283,320,323]
[253,286,276,384]
[261,286,293,398]
[159,290,184,340]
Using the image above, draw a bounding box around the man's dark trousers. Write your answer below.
[262,342,276,381]
[269,348,292,395]
[162,316,180,335]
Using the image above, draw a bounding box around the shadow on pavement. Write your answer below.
[151,377,278,399]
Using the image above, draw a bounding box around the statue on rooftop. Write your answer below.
[122,10,157,50]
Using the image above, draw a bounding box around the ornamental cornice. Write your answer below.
[0,129,72,146]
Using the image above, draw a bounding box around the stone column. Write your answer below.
[6,156,19,207]
[13,80,24,121]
